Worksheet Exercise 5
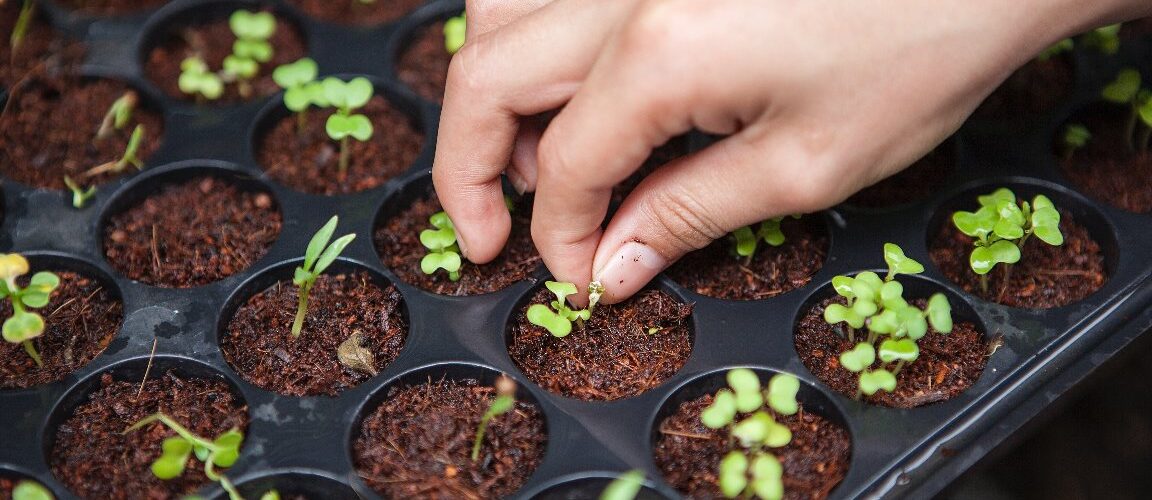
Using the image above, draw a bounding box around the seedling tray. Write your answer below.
[2,1,1151,498]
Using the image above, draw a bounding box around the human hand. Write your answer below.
[433,0,1150,304]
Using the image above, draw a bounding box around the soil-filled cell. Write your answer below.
[396,17,455,103]
[1056,102,1152,213]
[845,142,955,209]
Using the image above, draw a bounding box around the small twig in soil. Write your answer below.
[657,426,712,440]
[150,224,161,276]
[136,337,158,399]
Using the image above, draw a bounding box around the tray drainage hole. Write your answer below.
[506,282,695,401]
[395,6,462,104]
[373,174,541,296]
[794,274,990,408]
[651,367,853,498]
[1,74,165,190]
[142,1,308,104]
[219,261,408,397]
[926,181,1115,309]
[254,77,424,195]
[1053,101,1152,214]
[2,255,123,390]
[351,364,547,499]
[45,356,250,498]
[102,172,282,288]
[287,0,426,27]
[665,212,830,301]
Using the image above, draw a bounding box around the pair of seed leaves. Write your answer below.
[1102,68,1152,127]
[126,413,242,480]
[324,77,375,141]
[0,254,59,344]
[419,211,463,279]
[952,188,1063,275]
[719,450,783,500]
[230,10,276,62]
[526,281,591,337]
[839,343,904,395]
[179,57,225,100]
[700,369,800,438]
[732,216,790,258]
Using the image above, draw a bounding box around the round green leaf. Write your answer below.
[443,14,467,54]
[732,226,756,257]
[823,303,864,330]
[838,342,875,373]
[12,480,54,500]
[3,311,44,343]
[859,369,897,396]
[230,10,276,40]
[701,389,737,429]
[420,227,457,251]
[878,338,919,363]
[731,411,772,448]
[855,272,884,291]
[284,86,310,112]
[831,275,855,298]
[750,454,784,500]
[977,188,1016,208]
[899,307,928,340]
[1102,68,1141,103]
[223,55,259,79]
[304,81,329,107]
[321,77,348,108]
[151,454,187,480]
[421,251,461,275]
[883,243,924,277]
[344,113,374,141]
[851,297,878,317]
[272,58,318,88]
[952,210,991,238]
[600,470,644,500]
[762,417,791,448]
[867,309,900,335]
[718,451,749,498]
[726,368,761,395]
[927,293,953,333]
[527,304,571,337]
[766,374,800,416]
[1033,224,1064,246]
[344,77,374,110]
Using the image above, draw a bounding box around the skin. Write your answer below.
[434,0,1152,305]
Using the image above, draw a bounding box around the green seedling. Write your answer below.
[822,244,953,399]
[12,480,53,500]
[292,215,356,337]
[444,13,467,54]
[125,412,244,500]
[63,176,96,209]
[260,491,281,500]
[600,470,644,500]
[272,57,321,133]
[10,0,35,55]
[419,211,462,281]
[96,91,137,141]
[321,77,375,177]
[1082,24,1121,55]
[526,281,593,337]
[229,10,276,62]
[699,369,799,499]
[179,56,224,101]
[1035,38,1073,62]
[731,215,799,263]
[84,124,145,178]
[951,188,1063,296]
[1101,68,1152,152]
[472,374,516,461]
[1062,123,1092,164]
[0,254,59,368]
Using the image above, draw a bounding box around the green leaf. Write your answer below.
[750,454,784,500]
[545,281,578,305]
[855,272,884,292]
[211,429,243,467]
[599,470,644,500]
[851,297,878,317]
[765,374,800,416]
[823,303,864,329]
[970,239,1021,274]
[977,188,1016,209]
[991,214,1025,240]
[313,233,355,275]
[154,436,193,479]
[732,411,789,448]
[1139,92,1152,127]
[1033,223,1064,246]
[443,13,467,54]
[303,216,338,271]
[1102,68,1141,104]
[230,10,276,40]
[222,55,259,79]
[272,58,318,88]
[12,480,54,500]
[420,227,457,251]
[260,491,281,500]
[1063,124,1092,149]
[236,39,273,62]
[878,338,919,363]
[345,114,374,141]
[859,369,898,396]
[527,304,572,337]
[3,311,44,343]
[899,306,928,340]
[927,293,953,333]
[868,309,900,335]
[284,86,311,112]
[952,208,996,239]
[838,342,875,373]
[321,77,349,109]
[727,369,763,413]
[429,211,454,229]
[701,389,737,429]
[304,81,329,107]
[326,113,374,141]
[850,279,876,303]
[883,243,924,278]
[718,451,749,498]
[292,267,313,287]
[421,251,462,275]
[343,77,374,110]
[757,218,786,246]
[732,226,757,257]
[831,275,855,298]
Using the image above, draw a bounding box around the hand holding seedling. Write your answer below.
[526,280,593,337]
[0,254,59,367]
[431,0,1152,306]
[293,216,356,337]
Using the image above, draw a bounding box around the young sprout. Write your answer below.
[84,124,145,177]
[321,77,375,177]
[292,216,356,337]
[419,211,462,281]
[699,369,799,500]
[1101,68,1152,152]
[1082,24,1121,55]
[1061,123,1091,164]
[260,491,281,500]
[600,470,645,500]
[822,244,953,399]
[125,412,244,500]
[526,281,592,337]
[229,10,277,63]
[272,57,320,133]
[0,254,60,368]
[1035,38,1072,62]
[444,13,467,54]
[63,176,97,209]
[731,216,799,263]
[951,188,1064,295]
[472,374,516,461]
[10,0,35,54]
[179,56,225,101]
[96,91,138,141]
[12,480,54,500]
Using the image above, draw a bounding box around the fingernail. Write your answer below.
[506,170,529,195]
[456,232,470,260]
[593,241,668,302]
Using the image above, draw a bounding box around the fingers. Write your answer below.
[466,0,556,37]
[432,0,633,263]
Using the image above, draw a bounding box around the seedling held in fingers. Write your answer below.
[472,374,516,461]
[731,215,800,263]
[526,281,592,337]
[125,412,245,500]
[0,254,60,368]
[444,13,467,54]
[292,216,356,337]
[951,188,1063,296]
[419,211,462,281]
[322,77,375,177]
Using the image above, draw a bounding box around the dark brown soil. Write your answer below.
[57,0,171,16]
[0,76,164,189]
[353,377,547,499]
[666,217,828,301]
[257,95,423,195]
[397,20,451,103]
[795,297,988,408]
[929,211,1106,308]
[375,192,540,295]
[1,1,81,88]
[845,145,954,209]
[50,371,249,498]
[654,396,851,499]
[508,288,693,400]
[288,0,425,25]
[222,271,408,397]
[144,9,306,103]
[610,135,691,205]
[1058,104,1152,213]
[0,270,122,389]
[971,54,1073,122]
[103,176,282,288]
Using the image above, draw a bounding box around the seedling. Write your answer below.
[822,244,953,399]
[951,188,1064,296]
[0,254,60,368]
[472,375,516,461]
[419,211,462,281]
[699,369,800,499]
[292,215,356,337]
[125,412,244,500]
[179,56,225,101]
[1061,123,1092,164]
[444,13,467,54]
[10,0,35,54]
[600,470,644,500]
[1100,68,1152,152]
[526,281,592,338]
[84,124,145,178]
[321,77,375,177]
[1081,24,1121,55]
[1035,38,1072,62]
[96,91,137,141]
[12,480,53,500]
[731,215,799,264]
[272,57,321,133]
[63,175,96,209]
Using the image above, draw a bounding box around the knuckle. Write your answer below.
[641,186,726,253]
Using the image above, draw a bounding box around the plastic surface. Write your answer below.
[2,1,1151,498]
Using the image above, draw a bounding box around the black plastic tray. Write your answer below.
[2,1,1151,498]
